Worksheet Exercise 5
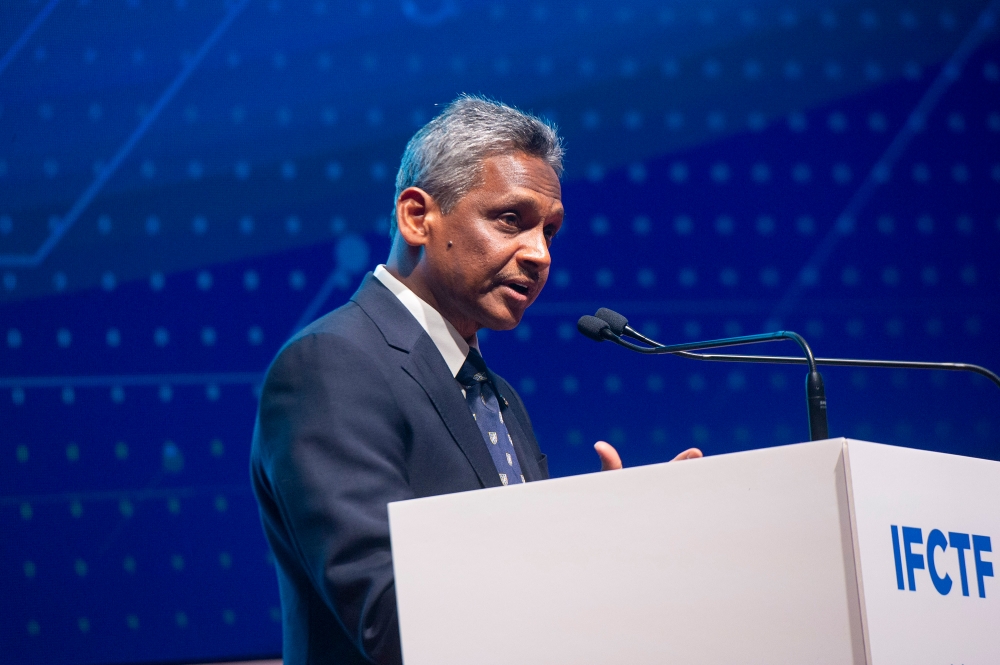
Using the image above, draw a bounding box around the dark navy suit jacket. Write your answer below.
[250,273,548,665]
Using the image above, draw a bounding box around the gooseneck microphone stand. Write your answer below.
[577,314,830,441]
[590,308,1000,389]
[579,308,1000,443]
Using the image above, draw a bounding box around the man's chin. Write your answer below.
[480,316,521,332]
[476,306,524,332]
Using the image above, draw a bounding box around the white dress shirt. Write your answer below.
[373,264,479,378]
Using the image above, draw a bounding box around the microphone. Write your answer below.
[576,315,616,343]
[594,308,635,340]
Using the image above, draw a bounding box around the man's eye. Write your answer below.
[500,213,519,226]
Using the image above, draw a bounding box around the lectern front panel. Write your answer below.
[390,440,865,664]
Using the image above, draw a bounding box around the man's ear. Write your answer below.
[395,187,437,247]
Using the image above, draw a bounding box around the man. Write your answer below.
[250,95,701,665]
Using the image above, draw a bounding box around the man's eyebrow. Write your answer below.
[492,194,564,218]
[492,194,545,209]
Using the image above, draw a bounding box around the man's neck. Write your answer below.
[384,258,479,343]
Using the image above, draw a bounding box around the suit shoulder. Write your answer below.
[264,302,388,380]
[293,299,369,340]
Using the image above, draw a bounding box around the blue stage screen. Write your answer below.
[2,1,998,663]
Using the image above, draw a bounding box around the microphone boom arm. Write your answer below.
[605,329,819,374]
[596,324,829,441]
[586,306,1000,444]
[609,319,1000,389]
[672,350,1000,389]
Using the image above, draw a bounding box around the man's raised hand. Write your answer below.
[671,448,703,461]
[594,441,623,471]
[595,441,703,471]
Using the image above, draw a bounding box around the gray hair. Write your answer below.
[391,94,564,237]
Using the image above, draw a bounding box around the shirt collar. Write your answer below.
[373,265,479,377]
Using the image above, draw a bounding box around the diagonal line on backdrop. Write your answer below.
[0,0,250,269]
[767,0,1000,326]
[289,234,373,337]
[0,0,60,77]
[290,267,347,337]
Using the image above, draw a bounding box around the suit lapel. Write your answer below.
[352,275,502,489]
[402,336,503,489]
[351,273,423,352]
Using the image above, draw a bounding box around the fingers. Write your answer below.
[594,441,623,471]
[594,442,698,470]
[671,448,703,462]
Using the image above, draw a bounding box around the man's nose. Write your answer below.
[517,227,551,269]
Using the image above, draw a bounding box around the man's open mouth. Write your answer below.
[504,282,530,296]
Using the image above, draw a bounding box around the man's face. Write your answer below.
[424,152,563,333]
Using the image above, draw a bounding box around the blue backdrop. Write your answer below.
[2,0,999,663]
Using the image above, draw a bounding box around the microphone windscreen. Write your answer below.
[577,315,611,342]
[595,308,628,335]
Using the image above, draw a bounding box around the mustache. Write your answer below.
[493,269,542,285]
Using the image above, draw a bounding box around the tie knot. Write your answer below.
[457,348,489,387]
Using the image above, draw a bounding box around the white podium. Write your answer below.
[388,439,999,664]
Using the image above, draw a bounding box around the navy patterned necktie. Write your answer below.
[456,348,525,486]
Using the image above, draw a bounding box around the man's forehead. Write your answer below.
[481,153,562,202]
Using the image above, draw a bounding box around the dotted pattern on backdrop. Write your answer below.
[1,1,999,663]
